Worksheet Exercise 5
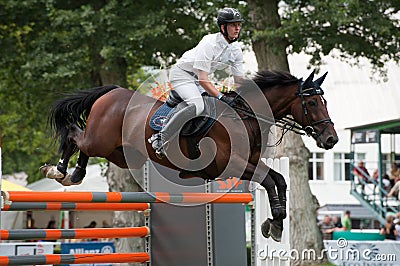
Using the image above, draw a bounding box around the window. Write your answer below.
[308,152,324,180]
[334,153,365,181]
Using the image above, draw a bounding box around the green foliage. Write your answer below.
[280,0,400,75]
[0,0,227,182]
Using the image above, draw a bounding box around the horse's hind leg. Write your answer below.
[58,152,89,186]
[40,138,76,180]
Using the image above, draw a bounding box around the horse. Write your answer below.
[41,70,338,242]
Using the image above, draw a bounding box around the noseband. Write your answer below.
[295,84,333,139]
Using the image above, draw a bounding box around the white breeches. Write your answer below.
[169,66,205,116]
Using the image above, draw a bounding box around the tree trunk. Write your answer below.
[99,58,144,265]
[248,0,324,264]
[247,0,289,71]
[106,163,145,263]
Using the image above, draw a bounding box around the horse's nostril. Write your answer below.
[327,136,338,146]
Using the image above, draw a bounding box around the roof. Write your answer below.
[318,204,377,219]
[346,118,400,134]
[1,179,30,191]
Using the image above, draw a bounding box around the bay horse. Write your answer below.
[41,70,338,242]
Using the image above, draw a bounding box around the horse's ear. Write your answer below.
[302,70,315,88]
[315,72,328,86]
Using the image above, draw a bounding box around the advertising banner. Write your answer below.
[60,241,115,266]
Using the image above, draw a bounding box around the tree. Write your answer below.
[0,0,226,258]
[245,0,399,265]
[0,0,218,181]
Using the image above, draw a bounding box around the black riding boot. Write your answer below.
[149,104,197,157]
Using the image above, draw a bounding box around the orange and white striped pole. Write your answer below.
[0,252,150,265]
[2,191,253,204]
[2,202,150,211]
[0,226,150,240]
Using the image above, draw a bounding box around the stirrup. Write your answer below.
[148,133,166,158]
[155,147,166,159]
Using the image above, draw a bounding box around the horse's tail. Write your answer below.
[49,85,120,153]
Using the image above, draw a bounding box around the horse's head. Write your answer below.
[291,71,338,149]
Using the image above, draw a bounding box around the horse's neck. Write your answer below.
[265,86,297,119]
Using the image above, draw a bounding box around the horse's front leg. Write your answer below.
[232,160,286,242]
[257,173,287,242]
[269,169,288,220]
[252,172,286,242]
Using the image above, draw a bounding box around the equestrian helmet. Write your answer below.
[217,8,244,26]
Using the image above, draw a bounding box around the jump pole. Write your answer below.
[2,202,150,211]
[0,252,150,265]
[0,226,150,240]
[2,191,253,204]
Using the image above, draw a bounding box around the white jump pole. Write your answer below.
[253,157,290,266]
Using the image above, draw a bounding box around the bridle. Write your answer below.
[227,80,334,146]
[277,82,334,139]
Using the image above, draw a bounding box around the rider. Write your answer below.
[149,7,245,157]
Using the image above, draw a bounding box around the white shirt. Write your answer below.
[176,32,244,77]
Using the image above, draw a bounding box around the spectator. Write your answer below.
[394,219,400,241]
[318,215,337,240]
[380,215,397,241]
[102,220,111,228]
[28,219,38,229]
[84,221,97,228]
[353,160,370,193]
[84,221,98,241]
[382,174,392,192]
[332,216,343,229]
[389,162,400,187]
[46,220,56,229]
[388,179,400,200]
[46,220,57,242]
[372,170,391,193]
[342,210,352,231]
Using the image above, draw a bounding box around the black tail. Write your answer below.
[49,85,119,153]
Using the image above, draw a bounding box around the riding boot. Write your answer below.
[149,104,197,157]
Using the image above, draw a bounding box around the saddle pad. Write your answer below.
[149,97,216,137]
[149,103,173,131]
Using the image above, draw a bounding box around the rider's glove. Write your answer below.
[220,95,235,106]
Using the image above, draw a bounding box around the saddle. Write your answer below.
[149,91,240,179]
[149,90,216,137]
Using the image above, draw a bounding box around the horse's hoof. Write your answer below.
[261,219,271,238]
[270,223,283,242]
[57,174,82,186]
[40,165,65,179]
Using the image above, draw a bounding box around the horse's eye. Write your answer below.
[308,100,317,107]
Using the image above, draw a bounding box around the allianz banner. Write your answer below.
[60,241,115,266]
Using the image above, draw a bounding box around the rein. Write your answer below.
[226,82,333,146]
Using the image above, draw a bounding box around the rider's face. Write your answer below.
[225,22,241,40]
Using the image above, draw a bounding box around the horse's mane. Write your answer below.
[239,70,299,91]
